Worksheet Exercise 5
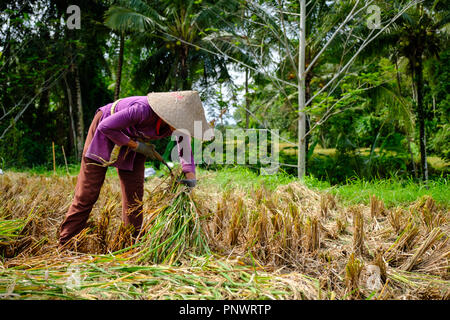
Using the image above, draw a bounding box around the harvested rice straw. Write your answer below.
[401,227,444,271]
[388,208,405,234]
[345,252,364,298]
[0,254,319,300]
[306,216,320,253]
[384,222,419,262]
[352,207,364,256]
[1,172,449,300]
[370,195,385,218]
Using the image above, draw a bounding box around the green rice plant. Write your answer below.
[0,219,27,242]
[0,208,35,245]
[0,215,32,259]
[134,175,210,265]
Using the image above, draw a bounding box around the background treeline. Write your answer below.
[0,0,448,184]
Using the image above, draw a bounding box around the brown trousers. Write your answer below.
[59,111,146,245]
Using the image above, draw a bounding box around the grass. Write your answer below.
[198,166,297,191]
[6,163,112,177]
[197,166,449,208]
[327,177,449,208]
[5,160,176,178]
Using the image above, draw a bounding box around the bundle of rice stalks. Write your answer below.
[370,195,386,218]
[306,216,320,253]
[131,173,210,265]
[384,222,420,265]
[345,252,364,299]
[0,211,36,257]
[351,207,365,256]
[0,219,27,244]
[401,227,445,272]
[413,196,447,232]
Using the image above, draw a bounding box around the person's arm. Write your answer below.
[176,134,196,179]
[97,103,149,146]
[184,171,195,180]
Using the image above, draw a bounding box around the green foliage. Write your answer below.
[0,120,25,168]
[198,166,296,191]
[429,124,450,160]
[0,0,448,185]
[427,50,450,160]
[328,176,449,208]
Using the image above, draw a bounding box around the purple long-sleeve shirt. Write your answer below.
[85,96,195,174]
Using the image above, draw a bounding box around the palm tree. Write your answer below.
[239,0,359,176]
[105,0,240,91]
[113,32,125,100]
[384,1,448,181]
[104,0,160,99]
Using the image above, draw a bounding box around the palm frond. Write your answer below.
[104,1,163,33]
[371,83,415,134]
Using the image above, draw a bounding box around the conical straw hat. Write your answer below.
[147,91,214,141]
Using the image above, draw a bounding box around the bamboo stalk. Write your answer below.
[61,146,69,176]
[52,141,56,174]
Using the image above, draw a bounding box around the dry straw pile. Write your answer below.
[0,171,448,300]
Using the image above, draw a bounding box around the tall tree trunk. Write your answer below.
[297,0,307,179]
[1,28,11,115]
[245,68,250,129]
[114,33,125,101]
[413,57,428,182]
[63,73,78,160]
[411,79,417,104]
[74,65,84,160]
[407,137,417,179]
[180,45,190,90]
[395,55,417,178]
[304,61,313,173]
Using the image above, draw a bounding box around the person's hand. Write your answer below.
[179,179,197,188]
[184,172,196,180]
[127,139,139,149]
[179,172,196,188]
[132,141,164,162]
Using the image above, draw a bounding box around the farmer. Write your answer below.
[59,91,213,247]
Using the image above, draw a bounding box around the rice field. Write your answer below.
[0,170,448,300]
